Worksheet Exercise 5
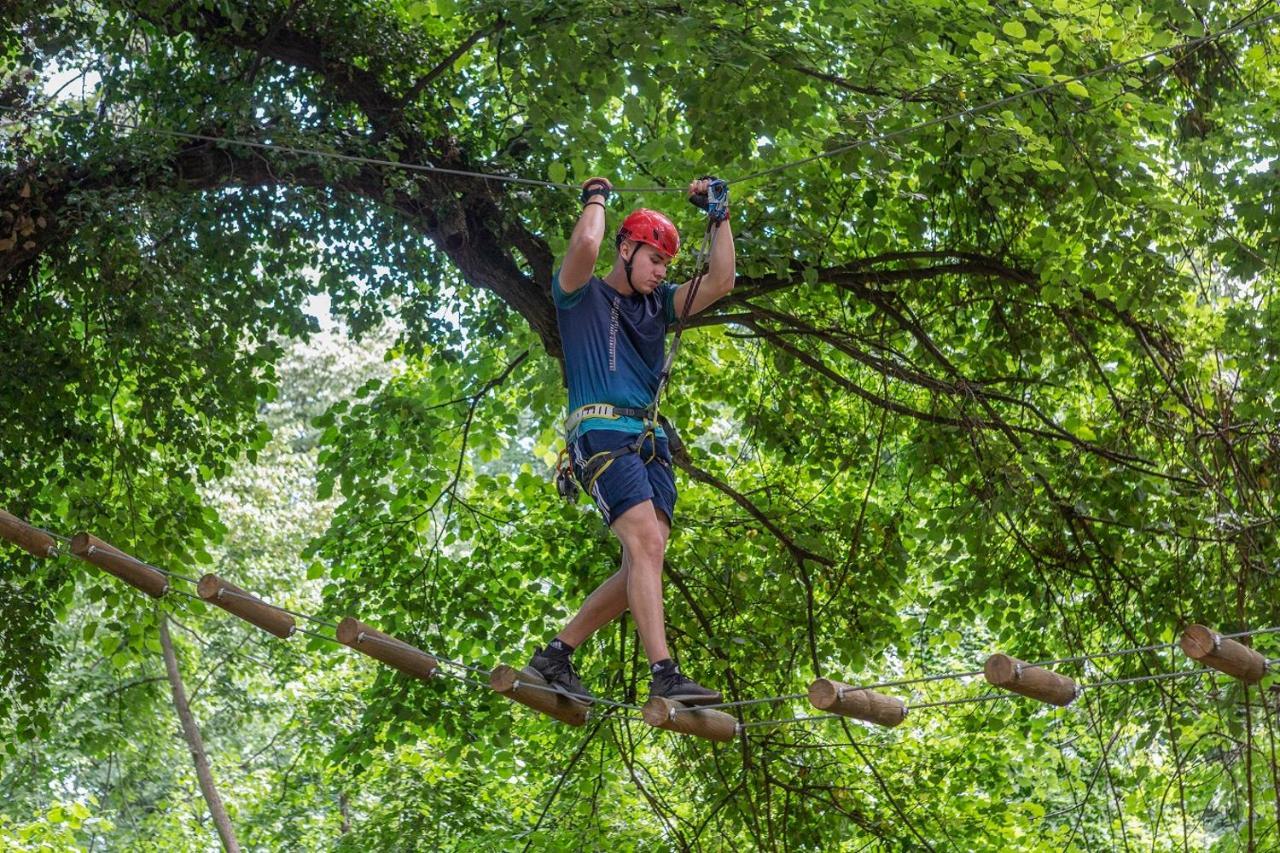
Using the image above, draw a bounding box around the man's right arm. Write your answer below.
[557,177,612,295]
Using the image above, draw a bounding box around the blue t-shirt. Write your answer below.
[553,271,678,438]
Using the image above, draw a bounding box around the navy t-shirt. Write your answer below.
[553,271,678,437]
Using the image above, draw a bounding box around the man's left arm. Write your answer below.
[670,181,736,321]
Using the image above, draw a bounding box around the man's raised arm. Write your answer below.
[671,176,735,318]
[557,177,613,294]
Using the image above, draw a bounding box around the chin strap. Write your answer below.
[621,245,638,294]
[619,243,643,295]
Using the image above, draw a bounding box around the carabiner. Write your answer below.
[705,179,729,223]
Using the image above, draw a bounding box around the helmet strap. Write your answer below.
[620,240,640,294]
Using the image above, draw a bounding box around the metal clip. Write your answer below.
[705,179,729,223]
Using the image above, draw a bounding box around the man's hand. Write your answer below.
[581,177,613,205]
[687,176,711,206]
[687,176,729,221]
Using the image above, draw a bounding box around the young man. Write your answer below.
[528,176,736,706]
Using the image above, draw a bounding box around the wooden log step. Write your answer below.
[1180,624,1267,684]
[70,532,169,598]
[0,510,58,558]
[490,664,589,726]
[337,618,438,680]
[984,653,1078,706]
[643,696,738,742]
[808,678,906,727]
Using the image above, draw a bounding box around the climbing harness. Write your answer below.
[555,179,729,502]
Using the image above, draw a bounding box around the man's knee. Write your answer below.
[613,505,668,560]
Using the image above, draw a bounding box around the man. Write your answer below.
[527,175,736,706]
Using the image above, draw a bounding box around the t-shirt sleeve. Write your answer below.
[661,282,679,326]
[552,269,589,309]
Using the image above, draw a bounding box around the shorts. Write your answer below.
[570,429,676,527]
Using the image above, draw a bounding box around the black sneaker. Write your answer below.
[649,664,722,706]
[525,648,594,704]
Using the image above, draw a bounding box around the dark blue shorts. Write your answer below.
[570,429,676,527]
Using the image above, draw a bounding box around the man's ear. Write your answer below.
[618,239,634,262]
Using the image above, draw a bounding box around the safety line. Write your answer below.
[3,10,1274,197]
[23,517,1280,726]
[0,104,676,194]
[735,662,1263,732]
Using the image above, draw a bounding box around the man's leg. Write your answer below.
[610,499,720,704]
[555,548,632,648]
[608,501,671,663]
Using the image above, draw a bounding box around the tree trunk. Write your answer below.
[159,615,241,853]
[339,791,351,834]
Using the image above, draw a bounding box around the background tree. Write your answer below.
[2,0,1279,848]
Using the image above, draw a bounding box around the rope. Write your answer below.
[13,514,1280,729]
[0,104,677,195]
[735,662,1264,732]
[4,10,1273,199]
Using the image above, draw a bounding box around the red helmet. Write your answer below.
[616,209,679,258]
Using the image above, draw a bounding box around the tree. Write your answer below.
[3,0,1279,848]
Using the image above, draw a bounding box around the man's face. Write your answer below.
[624,241,672,292]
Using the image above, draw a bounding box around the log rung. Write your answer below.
[808,678,906,727]
[643,696,738,742]
[984,653,1079,706]
[0,510,58,558]
[490,663,589,726]
[70,532,169,598]
[338,618,437,681]
[1180,624,1267,684]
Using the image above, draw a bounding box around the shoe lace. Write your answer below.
[544,654,581,684]
[660,667,694,687]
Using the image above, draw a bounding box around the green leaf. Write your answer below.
[1002,20,1027,39]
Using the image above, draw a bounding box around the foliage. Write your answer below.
[2,0,1280,849]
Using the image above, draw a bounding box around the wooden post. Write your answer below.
[642,697,738,742]
[0,510,58,558]
[336,618,437,680]
[197,574,295,639]
[1180,624,1267,684]
[70,532,169,598]
[984,653,1078,706]
[159,616,242,852]
[808,678,906,727]
[489,664,588,726]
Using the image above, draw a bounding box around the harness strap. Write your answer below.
[564,403,650,439]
